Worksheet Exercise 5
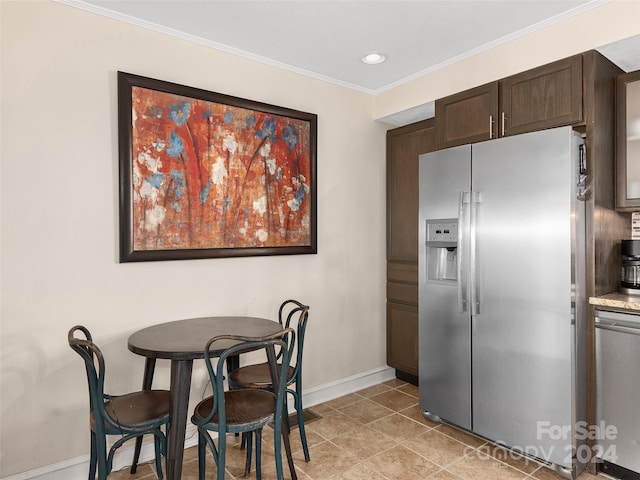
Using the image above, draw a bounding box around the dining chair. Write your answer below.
[229,300,311,461]
[191,329,296,480]
[68,325,170,480]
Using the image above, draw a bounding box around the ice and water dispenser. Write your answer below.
[425,219,458,283]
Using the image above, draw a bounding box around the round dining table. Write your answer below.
[128,316,286,480]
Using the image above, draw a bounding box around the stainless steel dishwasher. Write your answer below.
[595,309,640,479]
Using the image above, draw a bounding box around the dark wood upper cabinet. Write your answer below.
[501,55,583,136]
[436,55,583,149]
[436,82,499,149]
[616,70,640,211]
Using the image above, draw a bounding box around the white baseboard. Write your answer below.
[2,366,396,480]
[302,365,396,408]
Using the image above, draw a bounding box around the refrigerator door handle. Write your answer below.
[469,191,480,315]
[457,191,469,313]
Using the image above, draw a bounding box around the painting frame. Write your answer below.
[118,71,317,262]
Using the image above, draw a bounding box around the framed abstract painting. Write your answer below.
[118,72,317,262]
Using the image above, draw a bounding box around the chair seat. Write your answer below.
[193,389,277,428]
[92,390,170,433]
[229,362,295,389]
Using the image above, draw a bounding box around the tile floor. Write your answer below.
[109,379,603,480]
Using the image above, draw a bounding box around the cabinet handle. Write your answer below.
[501,112,506,137]
[489,115,494,139]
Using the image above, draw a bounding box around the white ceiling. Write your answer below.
[60,0,640,123]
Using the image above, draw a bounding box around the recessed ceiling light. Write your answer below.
[362,53,386,65]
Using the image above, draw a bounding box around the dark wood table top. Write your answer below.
[128,316,283,361]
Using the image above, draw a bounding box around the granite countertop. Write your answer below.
[589,292,640,312]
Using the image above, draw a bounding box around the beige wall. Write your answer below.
[0,1,388,476]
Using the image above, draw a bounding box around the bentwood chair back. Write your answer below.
[229,300,311,461]
[68,325,170,480]
[191,328,296,480]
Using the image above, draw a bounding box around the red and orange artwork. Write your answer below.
[129,86,313,252]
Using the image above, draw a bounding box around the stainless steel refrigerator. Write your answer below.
[418,126,587,479]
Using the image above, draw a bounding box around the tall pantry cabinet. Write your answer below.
[386,119,437,382]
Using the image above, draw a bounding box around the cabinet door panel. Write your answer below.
[387,120,436,263]
[616,70,640,210]
[387,302,419,375]
[436,82,499,149]
[387,281,418,306]
[501,55,582,136]
[387,262,418,284]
